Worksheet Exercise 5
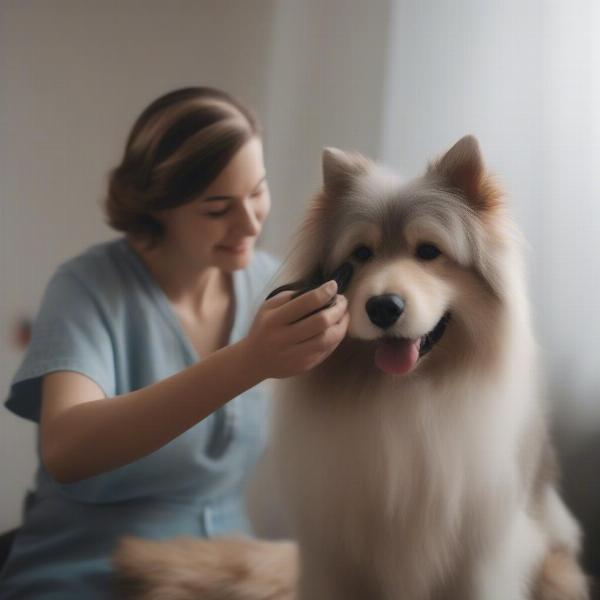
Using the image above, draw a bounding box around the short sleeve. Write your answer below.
[5,267,116,423]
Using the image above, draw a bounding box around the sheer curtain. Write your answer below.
[381,0,600,573]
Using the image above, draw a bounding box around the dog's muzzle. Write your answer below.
[366,293,450,357]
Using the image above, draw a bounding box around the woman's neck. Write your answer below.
[127,236,229,318]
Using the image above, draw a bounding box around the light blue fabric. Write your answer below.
[0,237,281,599]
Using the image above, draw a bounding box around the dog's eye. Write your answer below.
[352,246,373,262]
[416,243,441,260]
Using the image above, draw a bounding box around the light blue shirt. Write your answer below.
[0,237,281,599]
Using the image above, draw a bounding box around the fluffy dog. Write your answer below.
[115,136,589,600]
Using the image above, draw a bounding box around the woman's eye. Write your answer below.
[416,243,441,260]
[200,202,229,217]
[352,245,373,262]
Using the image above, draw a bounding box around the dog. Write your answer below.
[115,136,589,600]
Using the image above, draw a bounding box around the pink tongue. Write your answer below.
[375,338,420,375]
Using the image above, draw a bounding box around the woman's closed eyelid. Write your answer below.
[203,198,264,218]
[200,185,267,215]
[198,200,227,211]
[202,189,263,206]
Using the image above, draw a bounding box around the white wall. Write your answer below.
[262,0,392,255]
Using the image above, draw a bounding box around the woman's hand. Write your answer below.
[243,280,350,379]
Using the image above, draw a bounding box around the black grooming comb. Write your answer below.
[266,261,354,318]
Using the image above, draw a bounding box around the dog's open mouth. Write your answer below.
[374,312,451,375]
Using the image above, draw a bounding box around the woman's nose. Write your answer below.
[236,201,261,235]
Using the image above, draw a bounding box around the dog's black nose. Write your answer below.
[366,294,405,329]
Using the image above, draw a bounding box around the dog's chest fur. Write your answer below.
[272,370,538,598]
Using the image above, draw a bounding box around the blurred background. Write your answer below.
[1,0,598,578]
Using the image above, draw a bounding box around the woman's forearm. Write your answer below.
[44,338,263,483]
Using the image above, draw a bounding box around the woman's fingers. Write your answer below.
[252,280,351,378]
[271,281,338,325]
[293,311,350,370]
[287,294,348,344]
[263,288,296,308]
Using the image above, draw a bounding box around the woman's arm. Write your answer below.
[41,338,260,484]
[41,281,349,484]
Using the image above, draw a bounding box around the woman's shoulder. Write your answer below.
[56,237,127,281]
[47,237,143,305]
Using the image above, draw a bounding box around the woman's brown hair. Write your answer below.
[105,87,261,245]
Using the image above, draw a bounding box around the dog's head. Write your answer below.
[282,135,528,378]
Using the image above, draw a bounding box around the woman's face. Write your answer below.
[157,136,271,272]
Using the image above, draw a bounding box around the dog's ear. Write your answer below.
[322,147,371,195]
[428,135,501,211]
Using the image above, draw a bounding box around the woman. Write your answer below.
[0,87,349,599]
